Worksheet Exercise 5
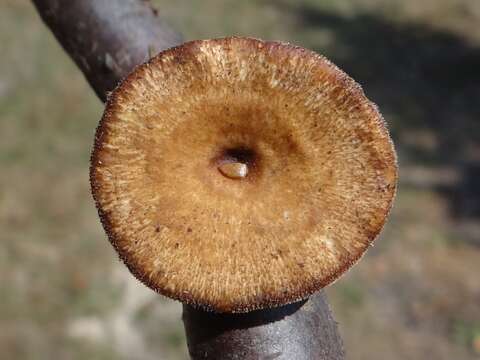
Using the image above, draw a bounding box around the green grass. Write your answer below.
[453,320,480,349]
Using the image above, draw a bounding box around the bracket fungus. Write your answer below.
[90,37,397,313]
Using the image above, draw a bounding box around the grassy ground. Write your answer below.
[1,0,479,359]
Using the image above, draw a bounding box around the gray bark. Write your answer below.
[31,0,183,101]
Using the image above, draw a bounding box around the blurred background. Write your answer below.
[1,0,479,359]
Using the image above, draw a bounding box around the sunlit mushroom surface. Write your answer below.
[90,37,397,312]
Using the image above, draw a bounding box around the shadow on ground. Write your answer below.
[268,1,480,223]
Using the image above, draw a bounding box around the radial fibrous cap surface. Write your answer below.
[90,37,397,313]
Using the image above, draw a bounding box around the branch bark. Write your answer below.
[31,0,183,101]
[31,1,345,359]
[184,292,344,359]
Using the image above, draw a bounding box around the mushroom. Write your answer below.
[90,37,397,313]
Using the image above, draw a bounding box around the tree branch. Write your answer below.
[31,0,183,101]
[184,292,344,359]
[31,1,345,358]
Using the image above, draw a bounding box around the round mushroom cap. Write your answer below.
[91,37,397,312]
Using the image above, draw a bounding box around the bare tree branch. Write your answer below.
[184,292,344,360]
[31,1,345,358]
[31,0,183,101]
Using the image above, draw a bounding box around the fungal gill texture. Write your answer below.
[91,37,398,312]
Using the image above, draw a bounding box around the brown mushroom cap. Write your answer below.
[90,37,397,313]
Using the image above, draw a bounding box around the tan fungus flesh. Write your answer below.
[90,37,398,312]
